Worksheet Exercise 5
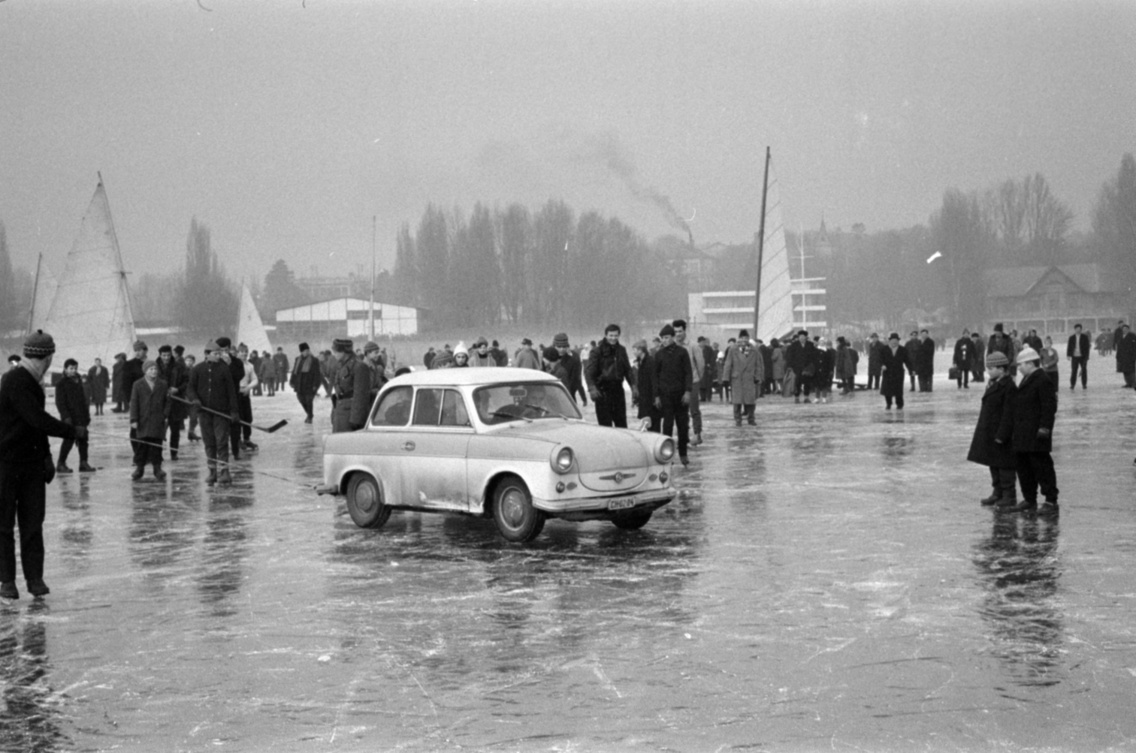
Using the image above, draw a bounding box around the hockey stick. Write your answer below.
[170,395,288,434]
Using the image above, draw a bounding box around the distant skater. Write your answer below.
[879,333,909,410]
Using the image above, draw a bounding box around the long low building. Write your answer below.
[275,298,420,339]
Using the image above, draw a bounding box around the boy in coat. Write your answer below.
[55,358,96,473]
[1011,346,1059,517]
[966,351,1017,508]
[129,360,170,481]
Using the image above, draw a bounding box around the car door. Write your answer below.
[398,387,472,511]
[363,385,415,506]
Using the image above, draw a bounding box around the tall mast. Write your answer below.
[753,147,771,338]
[369,215,376,340]
[27,252,43,335]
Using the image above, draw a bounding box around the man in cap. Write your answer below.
[156,345,189,460]
[213,337,246,459]
[331,337,371,432]
[1010,345,1059,517]
[585,324,636,428]
[272,346,290,394]
[363,341,387,403]
[289,343,326,423]
[552,333,586,406]
[0,331,85,598]
[672,320,706,444]
[187,340,240,485]
[722,329,762,426]
[123,340,149,465]
[513,338,541,370]
[652,323,692,464]
[966,350,1018,509]
[879,332,909,410]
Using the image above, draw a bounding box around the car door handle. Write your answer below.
[401,441,415,451]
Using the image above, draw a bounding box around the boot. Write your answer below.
[979,491,1001,506]
[0,582,18,600]
[170,450,178,461]
[1011,499,1038,514]
[1037,502,1060,519]
[56,461,73,474]
[219,468,233,486]
[187,432,200,442]
[26,579,49,598]
[153,463,166,482]
[206,467,217,486]
[78,462,97,473]
[690,433,702,446]
[131,465,144,481]
[994,495,1019,511]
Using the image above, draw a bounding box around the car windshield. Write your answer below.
[474,382,582,425]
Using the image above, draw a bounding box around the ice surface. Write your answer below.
[4,375,1136,751]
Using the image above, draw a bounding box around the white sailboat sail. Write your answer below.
[236,282,273,356]
[28,254,59,334]
[756,158,794,344]
[43,179,136,368]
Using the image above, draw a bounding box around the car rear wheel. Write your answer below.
[493,475,545,542]
[345,473,392,529]
[612,509,653,530]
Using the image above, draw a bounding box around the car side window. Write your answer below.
[412,388,443,426]
[440,389,470,427]
[371,385,412,426]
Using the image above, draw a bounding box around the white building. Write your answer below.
[275,298,419,339]
[688,279,828,338]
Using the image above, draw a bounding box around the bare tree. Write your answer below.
[1093,153,1136,290]
[497,204,531,324]
[1022,173,1073,265]
[931,190,991,327]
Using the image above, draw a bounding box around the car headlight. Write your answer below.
[552,446,575,474]
[655,438,675,464]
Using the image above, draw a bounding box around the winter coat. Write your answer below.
[722,342,763,405]
[585,341,634,393]
[785,340,818,376]
[54,374,91,427]
[905,338,921,369]
[87,364,109,404]
[188,359,240,414]
[835,344,859,379]
[634,353,660,420]
[272,351,290,378]
[260,356,277,382]
[954,337,976,369]
[879,344,908,397]
[332,354,372,430]
[652,342,693,397]
[157,357,189,421]
[558,351,587,404]
[867,340,884,375]
[0,365,78,465]
[771,346,786,381]
[1066,333,1090,360]
[290,353,327,397]
[917,338,935,376]
[130,377,170,439]
[759,345,773,381]
[1012,368,1057,453]
[700,343,717,389]
[1116,332,1136,373]
[122,357,147,400]
[111,359,125,404]
[513,347,541,371]
[816,347,836,388]
[966,375,1016,468]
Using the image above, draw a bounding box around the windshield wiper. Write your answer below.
[489,409,531,423]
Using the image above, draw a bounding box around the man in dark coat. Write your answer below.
[904,331,920,392]
[1011,346,1059,517]
[111,352,127,412]
[879,333,909,410]
[1066,323,1091,390]
[552,333,587,407]
[55,358,95,474]
[970,332,986,383]
[652,324,693,464]
[784,330,819,404]
[272,347,290,393]
[1115,324,1136,388]
[214,337,247,458]
[953,329,976,389]
[0,331,84,599]
[631,339,660,433]
[290,343,326,424]
[866,333,884,390]
[187,341,240,486]
[87,357,110,415]
[966,351,1017,508]
[129,359,170,481]
[330,337,372,433]
[156,345,189,460]
[122,341,149,464]
[917,329,936,392]
[585,324,636,428]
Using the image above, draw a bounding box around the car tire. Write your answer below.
[492,475,545,542]
[345,473,392,529]
[612,510,653,530]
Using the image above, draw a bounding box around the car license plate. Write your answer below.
[608,497,637,510]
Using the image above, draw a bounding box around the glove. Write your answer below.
[653,397,662,410]
[44,456,56,485]
[681,391,691,406]
[231,412,241,423]
[588,388,600,401]
[1037,427,1051,438]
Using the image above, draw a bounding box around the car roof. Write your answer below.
[385,367,559,389]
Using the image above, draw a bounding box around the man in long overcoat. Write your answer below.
[272,347,290,393]
[953,329,975,389]
[156,345,188,460]
[722,329,762,425]
[87,358,110,415]
[290,343,326,424]
[1011,346,1059,517]
[631,340,660,433]
[904,331,921,392]
[866,333,884,390]
[966,351,1016,508]
[1115,324,1136,388]
[331,337,372,433]
[111,352,127,412]
[879,333,909,410]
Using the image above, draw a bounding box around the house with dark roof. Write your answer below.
[981,264,1129,338]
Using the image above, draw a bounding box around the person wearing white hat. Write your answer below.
[1010,344,1059,517]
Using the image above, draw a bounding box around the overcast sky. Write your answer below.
[2,1,1134,284]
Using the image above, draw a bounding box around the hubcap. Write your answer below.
[354,481,377,514]
[501,488,525,528]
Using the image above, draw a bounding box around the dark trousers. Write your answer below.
[1125,370,1134,389]
[988,466,1017,501]
[659,392,690,455]
[130,428,144,465]
[1016,451,1058,504]
[58,435,89,466]
[137,435,163,469]
[0,462,47,584]
[595,386,627,428]
[298,391,315,420]
[794,372,813,398]
[918,372,932,392]
[883,384,905,410]
[188,405,199,436]
[1070,357,1087,388]
[956,367,970,388]
[868,371,880,390]
[733,403,755,424]
[277,377,287,393]
[841,376,855,394]
[200,413,231,470]
[909,370,917,391]
[168,419,183,454]
[640,409,661,433]
[239,395,253,442]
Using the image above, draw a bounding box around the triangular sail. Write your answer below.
[28,255,59,334]
[236,282,273,356]
[44,179,136,368]
[756,159,794,344]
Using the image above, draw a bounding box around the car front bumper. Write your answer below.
[534,487,677,520]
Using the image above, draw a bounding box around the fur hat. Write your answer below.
[299,342,310,352]
[23,330,56,358]
[333,338,354,354]
[738,329,750,338]
[363,341,380,353]
[133,339,148,351]
[1015,346,1040,364]
[552,333,570,348]
[993,323,1004,334]
[985,351,1009,368]
[659,324,675,337]
[215,337,231,349]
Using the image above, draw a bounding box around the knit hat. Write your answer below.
[299,342,310,352]
[133,339,148,351]
[333,337,354,354]
[1015,346,1040,364]
[993,323,1004,334]
[453,342,469,357]
[475,336,488,347]
[215,337,232,349]
[204,340,220,353]
[985,351,1009,368]
[543,346,561,362]
[552,333,570,348]
[23,330,56,358]
[158,344,172,354]
[521,337,533,345]
[143,359,158,373]
[659,324,675,337]
[738,329,749,338]
[632,339,648,351]
[363,341,380,353]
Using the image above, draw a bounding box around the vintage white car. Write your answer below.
[317,369,677,542]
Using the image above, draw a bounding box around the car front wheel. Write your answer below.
[493,475,545,542]
[612,509,653,530]
[345,473,392,529]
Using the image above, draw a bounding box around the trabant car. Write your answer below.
[318,369,677,542]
